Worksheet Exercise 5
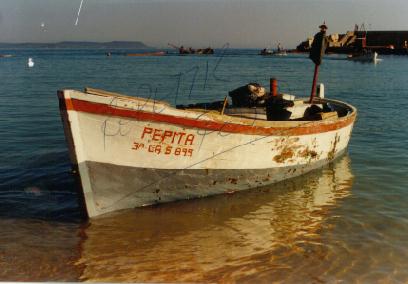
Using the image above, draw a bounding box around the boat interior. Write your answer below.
[83,86,354,123]
[176,81,356,122]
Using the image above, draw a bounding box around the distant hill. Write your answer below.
[0,41,152,49]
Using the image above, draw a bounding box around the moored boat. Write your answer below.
[260,49,288,56]
[168,43,214,55]
[260,43,287,56]
[273,50,288,56]
[347,50,379,63]
[58,82,356,218]
[260,48,273,55]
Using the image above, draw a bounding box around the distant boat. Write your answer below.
[27,58,34,67]
[272,50,288,56]
[260,48,273,55]
[347,50,379,63]
[58,79,356,217]
[168,43,214,55]
[260,50,288,56]
[0,54,13,58]
[195,48,214,55]
[260,45,287,56]
[126,51,166,57]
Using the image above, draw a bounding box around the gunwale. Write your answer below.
[61,88,357,137]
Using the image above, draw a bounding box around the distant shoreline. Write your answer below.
[0,41,152,49]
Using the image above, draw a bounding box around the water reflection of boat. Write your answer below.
[75,155,353,283]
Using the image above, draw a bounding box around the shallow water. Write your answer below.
[1,49,408,282]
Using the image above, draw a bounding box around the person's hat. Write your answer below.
[319,23,328,29]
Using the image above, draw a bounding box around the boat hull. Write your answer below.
[80,152,345,215]
[59,89,356,217]
[347,51,378,63]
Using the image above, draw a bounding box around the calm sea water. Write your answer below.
[1,48,408,282]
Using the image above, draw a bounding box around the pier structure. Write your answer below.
[297,30,408,55]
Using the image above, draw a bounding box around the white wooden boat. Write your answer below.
[58,86,356,217]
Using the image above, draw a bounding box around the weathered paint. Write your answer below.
[83,153,346,215]
[58,89,357,217]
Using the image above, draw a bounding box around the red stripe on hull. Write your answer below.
[64,98,356,136]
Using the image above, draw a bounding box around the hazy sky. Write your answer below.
[1,0,407,48]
